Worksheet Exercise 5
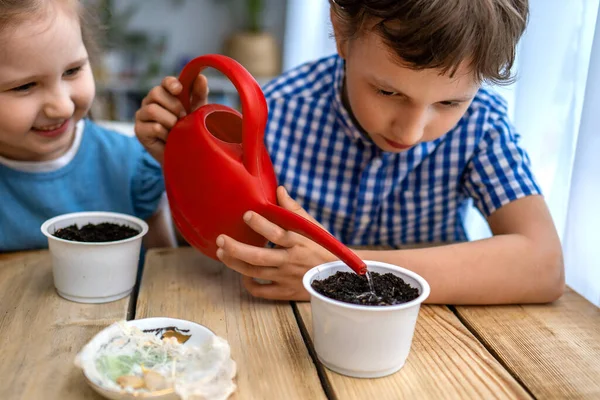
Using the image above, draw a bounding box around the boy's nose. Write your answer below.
[44,85,75,119]
[393,108,427,145]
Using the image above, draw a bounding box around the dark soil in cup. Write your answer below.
[311,271,420,306]
[52,223,140,243]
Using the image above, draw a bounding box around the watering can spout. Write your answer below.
[260,203,368,275]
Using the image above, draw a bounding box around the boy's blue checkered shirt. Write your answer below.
[262,55,541,246]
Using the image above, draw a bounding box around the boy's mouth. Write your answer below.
[32,120,70,138]
[384,137,412,150]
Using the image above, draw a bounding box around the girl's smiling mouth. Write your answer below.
[32,119,70,138]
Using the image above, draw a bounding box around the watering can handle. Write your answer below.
[176,54,267,177]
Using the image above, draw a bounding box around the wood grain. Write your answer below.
[454,288,600,399]
[136,248,327,400]
[0,251,130,400]
[296,302,531,399]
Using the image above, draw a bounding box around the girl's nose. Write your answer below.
[44,84,74,119]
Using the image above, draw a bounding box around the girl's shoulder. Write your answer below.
[83,120,142,154]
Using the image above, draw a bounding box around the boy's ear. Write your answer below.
[330,7,348,59]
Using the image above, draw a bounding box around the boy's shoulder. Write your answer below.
[453,87,524,152]
[262,55,340,101]
[468,86,511,123]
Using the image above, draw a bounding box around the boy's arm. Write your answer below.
[356,194,564,304]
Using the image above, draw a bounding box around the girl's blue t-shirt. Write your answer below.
[0,120,165,252]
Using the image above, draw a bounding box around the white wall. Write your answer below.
[562,3,600,307]
[283,0,337,71]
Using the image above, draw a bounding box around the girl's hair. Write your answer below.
[0,0,101,65]
[330,0,529,84]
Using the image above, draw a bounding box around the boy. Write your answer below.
[135,0,564,304]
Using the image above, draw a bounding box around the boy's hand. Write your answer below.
[215,186,338,301]
[135,75,209,165]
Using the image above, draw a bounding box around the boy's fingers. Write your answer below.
[136,103,179,130]
[219,255,279,282]
[161,76,182,95]
[242,211,294,248]
[216,234,288,267]
[135,121,169,143]
[216,246,281,282]
[142,85,187,119]
[190,74,209,111]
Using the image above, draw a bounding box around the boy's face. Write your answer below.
[0,5,95,162]
[336,28,480,152]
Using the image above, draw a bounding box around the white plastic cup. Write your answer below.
[41,212,148,304]
[303,260,430,378]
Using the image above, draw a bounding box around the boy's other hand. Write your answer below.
[135,75,209,165]
[215,186,338,301]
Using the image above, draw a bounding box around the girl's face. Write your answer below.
[0,4,95,161]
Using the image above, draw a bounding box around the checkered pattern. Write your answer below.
[262,55,541,245]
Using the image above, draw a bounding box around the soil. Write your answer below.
[53,222,140,243]
[311,271,420,306]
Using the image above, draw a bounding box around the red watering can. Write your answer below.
[163,54,367,275]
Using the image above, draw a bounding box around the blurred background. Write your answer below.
[86,0,600,306]
[87,0,335,121]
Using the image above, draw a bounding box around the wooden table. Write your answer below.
[1,248,599,399]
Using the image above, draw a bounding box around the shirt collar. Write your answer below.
[0,119,84,172]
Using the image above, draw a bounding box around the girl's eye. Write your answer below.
[11,82,36,92]
[439,101,460,108]
[64,66,82,77]
[377,89,398,97]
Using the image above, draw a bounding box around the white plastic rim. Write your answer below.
[41,211,149,244]
[303,260,431,310]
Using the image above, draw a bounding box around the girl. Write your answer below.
[0,0,176,251]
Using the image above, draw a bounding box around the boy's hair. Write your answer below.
[0,0,101,66]
[330,0,528,84]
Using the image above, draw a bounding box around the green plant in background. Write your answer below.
[247,0,263,33]
[215,0,265,33]
[95,0,140,51]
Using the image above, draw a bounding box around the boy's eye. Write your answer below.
[11,82,36,92]
[64,66,83,77]
[439,100,460,108]
[377,89,398,97]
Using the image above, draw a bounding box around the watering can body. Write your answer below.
[164,54,366,275]
[165,104,277,258]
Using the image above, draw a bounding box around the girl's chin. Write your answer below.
[29,131,76,161]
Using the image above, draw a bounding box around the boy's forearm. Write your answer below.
[355,234,564,305]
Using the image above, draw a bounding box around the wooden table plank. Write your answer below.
[454,288,600,399]
[136,248,327,400]
[296,302,531,399]
[0,251,130,400]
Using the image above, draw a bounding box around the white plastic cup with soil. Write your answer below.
[303,260,430,378]
[41,211,148,304]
